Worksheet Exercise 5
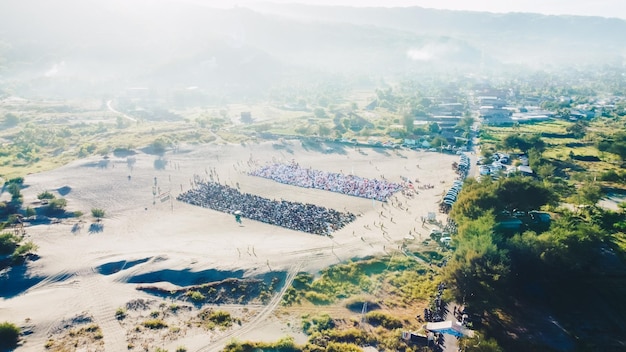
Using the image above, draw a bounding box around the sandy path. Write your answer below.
[1,141,460,351]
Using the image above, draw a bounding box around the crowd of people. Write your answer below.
[177,180,356,236]
[249,161,404,201]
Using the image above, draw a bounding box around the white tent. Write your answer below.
[426,320,474,338]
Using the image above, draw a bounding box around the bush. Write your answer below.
[46,198,67,214]
[37,191,56,200]
[6,177,24,185]
[24,206,36,217]
[198,309,233,329]
[326,342,362,352]
[304,291,333,305]
[12,241,38,258]
[365,311,403,329]
[302,313,335,334]
[187,290,206,302]
[115,307,127,320]
[142,319,167,329]
[0,321,20,350]
[223,336,300,352]
[91,208,106,218]
[0,233,19,255]
[293,272,314,289]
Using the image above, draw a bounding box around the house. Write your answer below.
[517,165,533,175]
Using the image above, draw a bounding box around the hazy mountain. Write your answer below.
[249,2,626,65]
[0,0,623,99]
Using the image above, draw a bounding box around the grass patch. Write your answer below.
[142,319,168,329]
[115,307,127,320]
[196,309,237,330]
[365,311,403,329]
[286,256,434,306]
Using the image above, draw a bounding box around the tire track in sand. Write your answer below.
[77,267,128,351]
[195,261,302,352]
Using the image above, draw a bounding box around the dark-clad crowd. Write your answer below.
[249,161,404,201]
[177,181,356,235]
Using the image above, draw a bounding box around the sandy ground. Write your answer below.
[0,140,460,351]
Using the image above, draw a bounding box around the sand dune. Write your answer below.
[1,141,460,351]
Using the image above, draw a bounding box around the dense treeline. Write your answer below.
[446,175,626,351]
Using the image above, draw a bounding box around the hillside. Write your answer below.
[0,0,624,99]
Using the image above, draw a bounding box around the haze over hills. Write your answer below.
[0,0,624,99]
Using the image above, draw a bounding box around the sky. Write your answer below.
[227,0,626,20]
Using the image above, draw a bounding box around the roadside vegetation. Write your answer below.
[450,112,626,350]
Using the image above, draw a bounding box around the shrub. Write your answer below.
[142,319,167,329]
[175,347,187,352]
[0,233,19,255]
[365,311,403,329]
[198,309,233,328]
[293,272,314,289]
[186,291,205,302]
[24,206,36,217]
[12,240,38,258]
[46,198,67,214]
[7,177,24,185]
[37,191,56,200]
[304,291,333,305]
[115,307,126,320]
[326,342,362,352]
[91,208,106,218]
[302,313,335,334]
[0,321,20,350]
[207,310,232,327]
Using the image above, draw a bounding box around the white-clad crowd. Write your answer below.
[249,161,403,201]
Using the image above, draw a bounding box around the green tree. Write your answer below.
[7,183,21,201]
[597,132,626,160]
[150,138,169,155]
[444,230,510,305]
[428,122,441,134]
[460,335,503,352]
[566,120,588,138]
[535,163,556,180]
[402,113,415,133]
[538,214,608,273]
[455,116,475,133]
[494,177,556,212]
[450,180,499,220]
[572,181,603,206]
